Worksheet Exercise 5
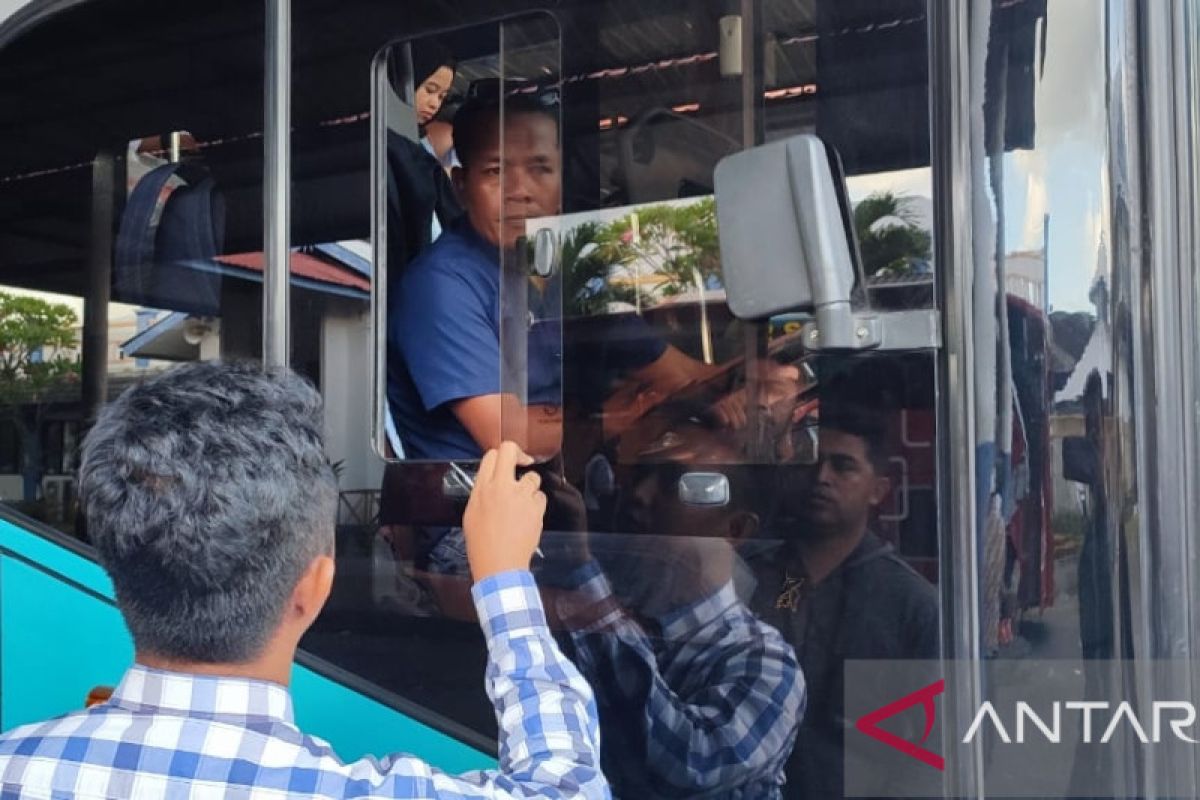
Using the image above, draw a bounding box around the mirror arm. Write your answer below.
[800,308,942,352]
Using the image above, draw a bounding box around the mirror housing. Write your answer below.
[678,472,731,507]
[714,134,941,353]
[531,228,559,277]
[714,135,855,332]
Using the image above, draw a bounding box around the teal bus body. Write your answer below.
[0,518,492,773]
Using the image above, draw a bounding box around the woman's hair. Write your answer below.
[388,38,456,94]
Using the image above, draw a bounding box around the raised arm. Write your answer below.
[382,442,607,799]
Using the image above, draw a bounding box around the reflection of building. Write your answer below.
[1005,250,1046,309]
[998,250,1046,309]
[119,244,379,523]
[0,242,376,525]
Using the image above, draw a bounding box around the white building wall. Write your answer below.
[320,307,383,499]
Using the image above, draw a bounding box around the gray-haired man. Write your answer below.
[0,361,608,799]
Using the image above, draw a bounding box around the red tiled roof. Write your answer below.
[217,251,370,292]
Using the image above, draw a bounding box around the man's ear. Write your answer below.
[291,553,335,627]
[869,475,893,508]
[451,165,465,193]
[726,511,760,543]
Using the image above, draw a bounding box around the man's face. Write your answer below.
[798,428,890,538]
[454,112,560,250]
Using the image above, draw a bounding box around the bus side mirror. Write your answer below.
[713,135,856,342]
[714,135,941,353]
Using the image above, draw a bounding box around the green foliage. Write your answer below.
[0,292,81,502]
[560,221,636,317]
[593,197,720,298]
[0,292,81,409]
[853,191,932,278]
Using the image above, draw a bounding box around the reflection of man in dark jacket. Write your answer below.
[747,407,938,799]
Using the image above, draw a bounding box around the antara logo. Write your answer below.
[963,701,1200,744]
[855,679,945,771]
[856,678,1200,773]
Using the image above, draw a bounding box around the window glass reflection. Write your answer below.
[303,2,940,795]
[0,2,266,540]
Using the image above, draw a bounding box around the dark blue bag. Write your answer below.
[114,162,225,315]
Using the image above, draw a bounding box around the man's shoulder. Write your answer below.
[863,551,936,597]
[408,226,492,277]
[848,541,938,618]
[0,710,91,751]
[0,707,359,789]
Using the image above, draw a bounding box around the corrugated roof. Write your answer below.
[217,251,370,293]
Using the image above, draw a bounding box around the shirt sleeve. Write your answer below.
[395,260,500,412]
[588,313,668,373]
[559,562,804,797]
[352,570,608,799]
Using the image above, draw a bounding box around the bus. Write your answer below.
[0,0,1197,796]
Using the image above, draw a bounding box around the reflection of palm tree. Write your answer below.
[853,192,932,278]
[561,222,636,317]
[596,199,720,299]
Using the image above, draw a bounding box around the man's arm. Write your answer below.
[368,444,607,799]
[452,394,562,457]
[556,560,804,797]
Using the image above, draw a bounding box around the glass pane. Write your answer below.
[965,0,1139,793]
[0,2,265,536]
[498,15,563,461]
[297,19,527,745]
[307,3,940,787]
[540,2,939,798]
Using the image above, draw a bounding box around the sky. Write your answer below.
[1001,0,1107,313]
[845,0,1108,314]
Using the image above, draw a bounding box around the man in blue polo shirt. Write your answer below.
[386,92,758,463]
[388,93,569,461]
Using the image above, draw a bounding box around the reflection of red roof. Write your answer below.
[217,251,370,292]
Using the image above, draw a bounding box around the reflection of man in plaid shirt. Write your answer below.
[540,453,804,799]
[558,555,803,800]
[0,363,607,799]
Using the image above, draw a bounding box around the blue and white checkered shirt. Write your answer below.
[555,561,804,799]
[0,571,609,800]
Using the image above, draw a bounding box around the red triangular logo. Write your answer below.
[854,678,945,771]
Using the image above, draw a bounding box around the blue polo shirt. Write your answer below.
[388,221,562,460]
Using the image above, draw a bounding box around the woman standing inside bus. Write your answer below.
[386,39,463,274]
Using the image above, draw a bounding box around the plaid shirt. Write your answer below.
[555,561,804,799]
[0,571,608,800]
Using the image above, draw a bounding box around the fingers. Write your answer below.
[519,470,543,495]
[477,448,499,483]
[490,441,534,484]
[494,441,520,480]
[732,401,748,429]
[716,396,748,430]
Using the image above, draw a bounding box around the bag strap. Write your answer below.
[115,161,212,270]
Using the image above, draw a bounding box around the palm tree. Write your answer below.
[853,191,932,279]
[593,198,721,301]
[560,221,637,317]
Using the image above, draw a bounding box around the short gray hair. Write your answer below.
[79,360,337,663]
